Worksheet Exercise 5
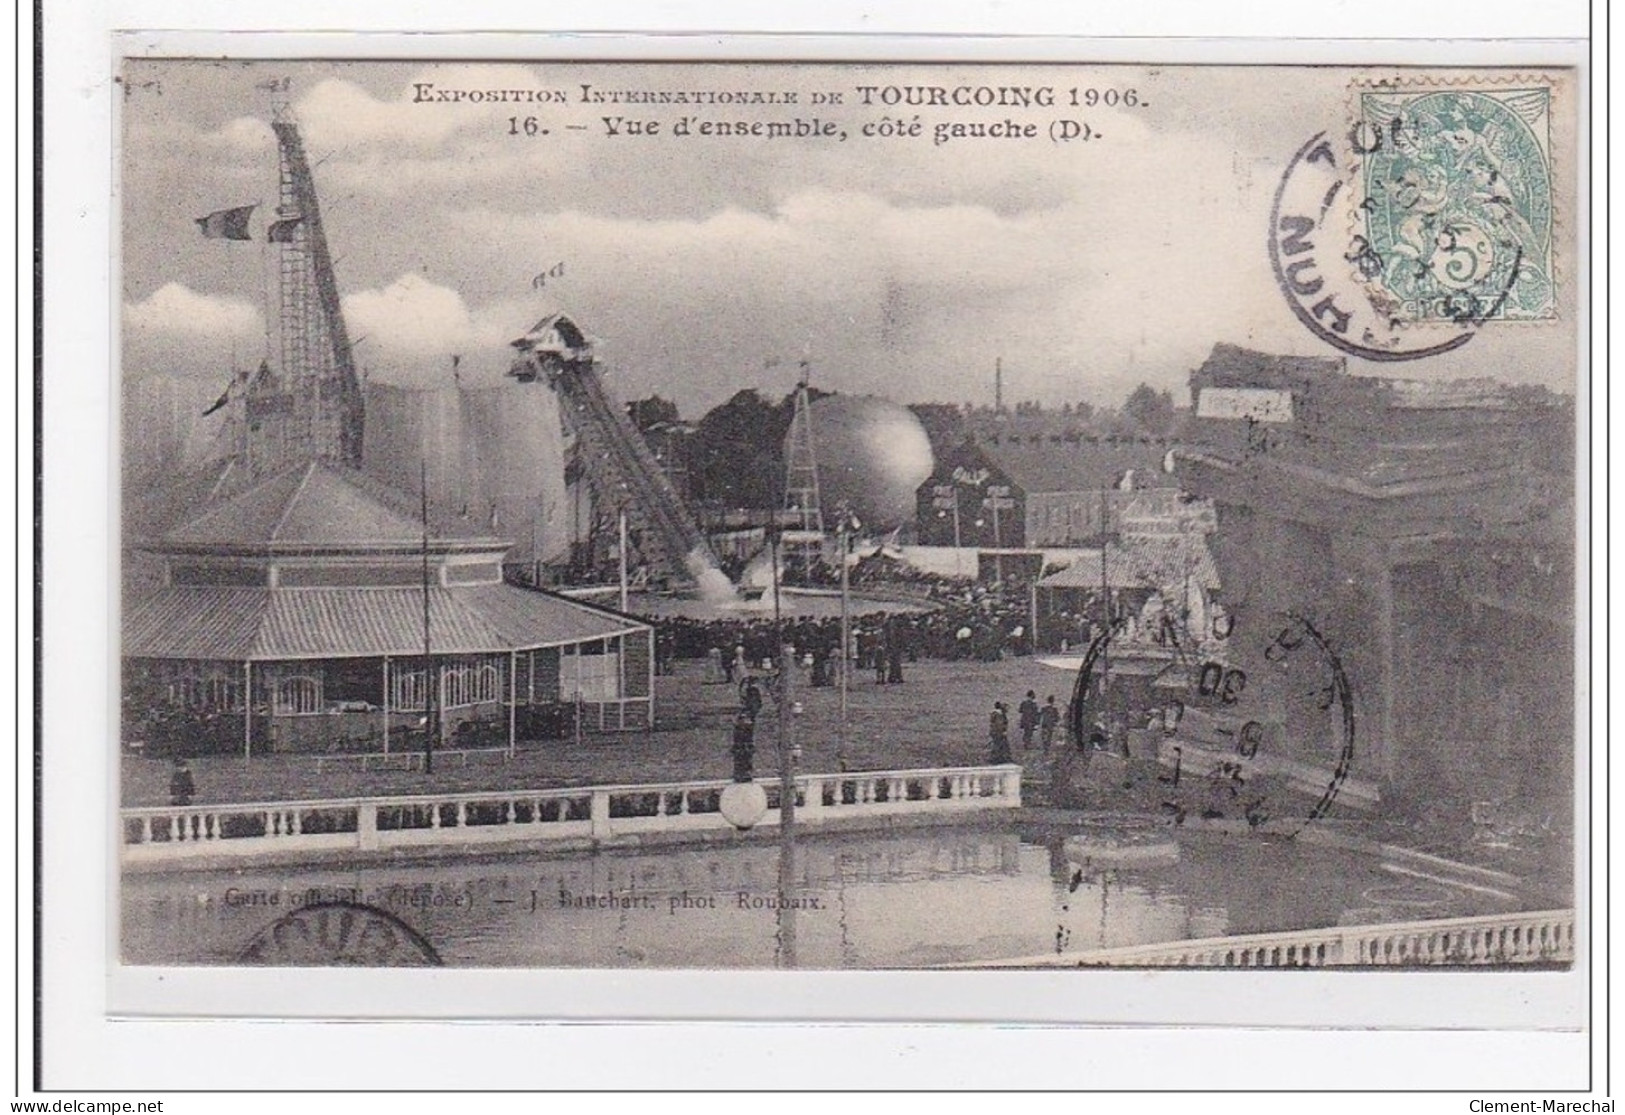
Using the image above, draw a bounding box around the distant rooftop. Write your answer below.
[153,459,505,556]
[1193,342,1566,412]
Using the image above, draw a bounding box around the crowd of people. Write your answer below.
[648,576,1121,679]
[651,587,1035,678]
[641,572,1147,773]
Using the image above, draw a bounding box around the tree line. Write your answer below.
[627,382,1181,512]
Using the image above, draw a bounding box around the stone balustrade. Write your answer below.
[966,908,1575,968]
[120,764,1022,864]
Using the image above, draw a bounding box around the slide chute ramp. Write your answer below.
[509,314,727,593]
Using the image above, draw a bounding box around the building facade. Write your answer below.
[1173,343,1574,807]
[914,440,1025,550]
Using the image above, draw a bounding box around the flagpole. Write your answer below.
[421,458,435,776]
[1101,486,1111,749]
[837,507,851,773]
[618,510,630,613]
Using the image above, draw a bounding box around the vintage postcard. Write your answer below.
[113,54,1580,988]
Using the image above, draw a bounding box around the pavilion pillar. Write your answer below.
[508,650,518,758]
[601,637,611,731]
[618,633,627,731]
[646,628,656,732]
[242,661,252,765]
[382,655,391,756]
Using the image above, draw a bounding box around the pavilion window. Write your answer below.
[272,675,323,716]
[168,669,242,712]
[443,667,466,710]
[390,667,429,712]
[443,660,502,709]
[561,643,620,702]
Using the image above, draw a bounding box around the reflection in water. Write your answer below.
[122,826,1527,968]
[776,811,796,969]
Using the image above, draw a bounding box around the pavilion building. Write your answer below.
[121,461,654,759]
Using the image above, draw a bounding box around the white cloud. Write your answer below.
[122,284,266,381]
[203,115,275,154]
[341,274,529,387]
[343,273,483,352]
[124,282,262,338]
[293,66,550,152]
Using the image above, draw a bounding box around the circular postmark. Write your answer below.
[237,900,443,966]
[1268,127,1523,362]
[1068,610,1354,836]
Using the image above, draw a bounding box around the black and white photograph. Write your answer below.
[111,55,1581,982]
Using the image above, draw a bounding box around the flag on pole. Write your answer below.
[267,217,303,243]
[195,205,256,240]
[201,361,251,417]
[201,385,231,417]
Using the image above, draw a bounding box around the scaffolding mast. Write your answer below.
[241,105,364,476]
[781,367,826,577]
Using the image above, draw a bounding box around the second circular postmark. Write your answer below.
[1068,609,1355,837]
[237,900,443,967]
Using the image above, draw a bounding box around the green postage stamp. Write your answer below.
[1354,81,1555,325]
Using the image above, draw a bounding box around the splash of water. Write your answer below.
[686,547,737,603]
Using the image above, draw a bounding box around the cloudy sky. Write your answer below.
[119,59,1577,416]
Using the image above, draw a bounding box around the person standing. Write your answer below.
[886,621,905,684]
[730,712,757,783]
[1018,691,1040,750]
[741,676,764,722]
[988,702,1012,764]
[168,758,196,808]
[1039,694,1060,751]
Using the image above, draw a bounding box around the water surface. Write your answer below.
[121,825,1528,968]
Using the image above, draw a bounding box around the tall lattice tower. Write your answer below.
[240,106,364,476]
[781,370,826,578]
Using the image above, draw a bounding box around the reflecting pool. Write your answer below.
[122,824,1532,968]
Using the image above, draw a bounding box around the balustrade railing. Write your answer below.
[120,764,1022,863]
[966,908,1574,968]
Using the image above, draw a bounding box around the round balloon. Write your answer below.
[789,395,935,532]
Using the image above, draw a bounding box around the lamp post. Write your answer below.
[776,633,798,969]
[717,516,805,967]
[617,509,629,613]
[766,520,800,967]
[931,483,963,579]
[419,458,436,775]
[983,484,1015,588]
[834,504,861,772]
